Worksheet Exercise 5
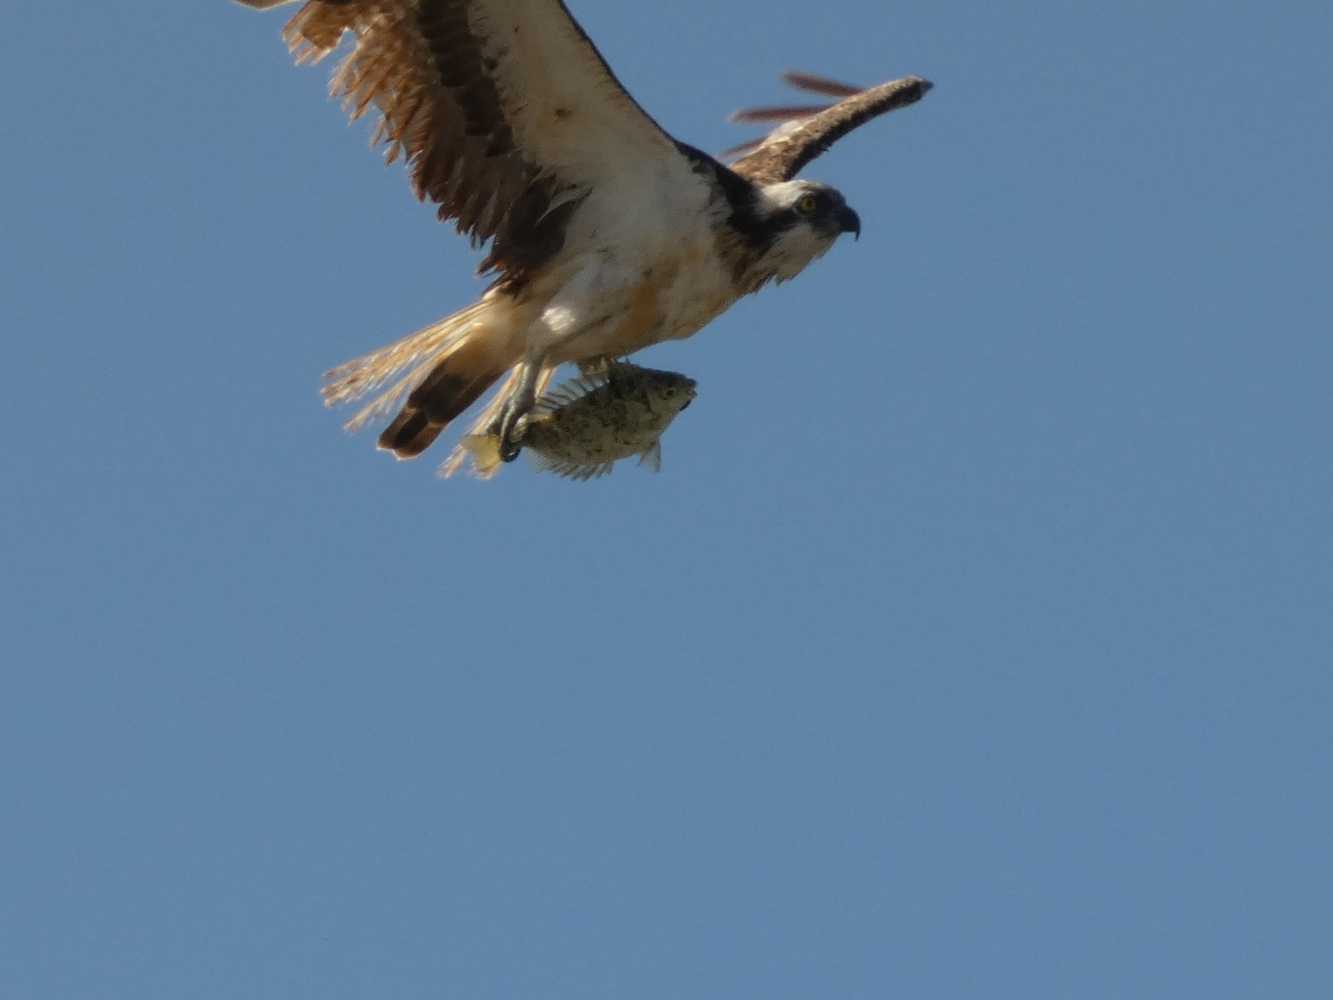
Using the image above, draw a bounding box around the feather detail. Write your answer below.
[320,298,489,421]
[727,72,933,182]
[780,71,864,98]
[241,0,695,291]
[728,104,831,124]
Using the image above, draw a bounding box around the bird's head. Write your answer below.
[752,180,861,281]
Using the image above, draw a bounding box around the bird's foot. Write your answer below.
[495,401,535,463]
[493,360,542,463]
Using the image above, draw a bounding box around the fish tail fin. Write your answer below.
[457,433,505,479]
[439,366,559,479]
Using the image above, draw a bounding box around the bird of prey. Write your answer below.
[236,0,932,475]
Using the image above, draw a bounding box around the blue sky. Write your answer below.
[3,1,1331,997]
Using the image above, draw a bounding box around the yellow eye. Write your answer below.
[795,193,819,216]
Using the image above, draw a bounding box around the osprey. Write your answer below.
[237,0,932,474]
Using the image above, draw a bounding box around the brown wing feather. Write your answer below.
[779,71,863,98]
[728,104,833,124]
[239,1,680,289]
[730,75,933,184]
[244,0,559,287]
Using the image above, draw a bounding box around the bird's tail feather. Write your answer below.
[321,296,522,461]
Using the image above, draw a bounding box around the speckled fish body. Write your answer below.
[518,363,697,480]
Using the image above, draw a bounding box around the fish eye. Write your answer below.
[795,193,818,216]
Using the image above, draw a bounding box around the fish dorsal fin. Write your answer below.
[638,440,663,473]
[534,370,607,415]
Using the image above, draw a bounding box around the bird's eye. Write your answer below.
[795,193,819,216]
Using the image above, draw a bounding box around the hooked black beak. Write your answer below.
[837,205,862,241]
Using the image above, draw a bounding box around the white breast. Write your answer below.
[530,166,739,363]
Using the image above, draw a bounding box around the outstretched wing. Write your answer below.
[239,0,689,286]
[728,72,933,184]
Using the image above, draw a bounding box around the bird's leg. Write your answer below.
[495,360,541,462]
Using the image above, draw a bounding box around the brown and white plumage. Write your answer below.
[241,0,679,285]
[728,72,934,183]
[235,3,932,475]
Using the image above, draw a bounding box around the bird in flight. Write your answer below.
[236,1,932,475]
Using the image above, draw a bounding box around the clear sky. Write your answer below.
[4,1,1331,997]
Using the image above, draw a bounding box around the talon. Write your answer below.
[494,360,541,466]
[496,406,525,463]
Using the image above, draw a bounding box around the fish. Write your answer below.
[460,362,697,480]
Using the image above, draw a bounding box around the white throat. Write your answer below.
[755,182,838,282]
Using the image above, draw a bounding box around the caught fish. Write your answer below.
[461,362,697,480]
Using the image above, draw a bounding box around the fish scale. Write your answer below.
[461,362,697,480]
